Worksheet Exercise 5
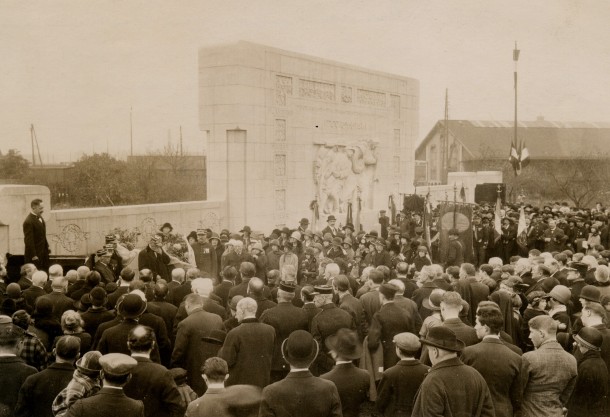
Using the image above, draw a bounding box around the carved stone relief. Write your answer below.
[275,119,286,141]
[275,75,293,106]
[341,86,352,103]
[299,79,335,101]
[50,224,89,253]
[357,89,386,107]
[275,154,286,177]
[313,139,379,215]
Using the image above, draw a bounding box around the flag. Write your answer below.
[388,194,397,225]
[494,192,502,244]
[519,138,530,169]
[459,184,466,202]
[423,193,432,254]
[509,138,521,176]
[517,204,528,251]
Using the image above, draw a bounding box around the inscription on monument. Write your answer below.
[341,86,352,103]
[357,89,386,107]
[275,119,286,141]
[299,79,335,101]
[324,120,367,132]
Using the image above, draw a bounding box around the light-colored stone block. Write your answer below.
[200,42,419,232]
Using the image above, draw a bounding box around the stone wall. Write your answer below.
[0,185,226,257]
[199,42,419,232]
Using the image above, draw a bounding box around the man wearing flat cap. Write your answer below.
[259,330,342,417]
[320,329,369,417]
[376,332,429,417]
[368,283,417,370]
[65,353,144,417]
[413,327,494,417]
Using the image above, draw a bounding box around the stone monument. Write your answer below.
[199,42,419,231]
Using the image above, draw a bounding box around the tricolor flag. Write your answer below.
[494,192,502,244]
[509,138,521,176]
[519,139,530,169]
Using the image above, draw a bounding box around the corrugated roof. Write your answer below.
[419,120,610,160]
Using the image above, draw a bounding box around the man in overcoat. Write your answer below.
[412,326,494,417]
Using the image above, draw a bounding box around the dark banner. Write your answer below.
[438,202,474,265]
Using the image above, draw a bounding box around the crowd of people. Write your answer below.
[1,198,610,416]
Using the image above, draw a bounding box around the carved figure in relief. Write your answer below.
[313,139,378,215]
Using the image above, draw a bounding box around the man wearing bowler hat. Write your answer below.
[322,215,339,238]
[376,332,429,417]
[413,327,494,417]
[297,218,310,237]
[259,330,342,417]
[65,353,144,417]
[320,329,369,417]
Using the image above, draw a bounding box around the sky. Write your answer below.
[1,0,609,163]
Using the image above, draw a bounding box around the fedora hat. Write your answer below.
[117,293,147,319]
[420,326,465,352]
[325,329,362,361]
[281,330,319,368]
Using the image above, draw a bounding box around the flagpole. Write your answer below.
[514,41,520,162]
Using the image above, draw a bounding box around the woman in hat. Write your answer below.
[52,351,103,417]
[300,248,319,285]
[57,310,92,354]
[412,245,431,272]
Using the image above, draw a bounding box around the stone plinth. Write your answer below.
[199,42,419,231]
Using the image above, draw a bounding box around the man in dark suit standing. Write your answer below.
[310,285,355,375]
[260,282,309,382]
[321,215,339,238]
[376,332,430,417]
[65,353,144,417]
[23,198,50,271]
[171,293,223,396]
[334,275,366,341]
[461,307,522,417]
[320,329,369,417]
[368,283,416,370]
[124,326,185,417]
[219,297,275,387]
[138,234,171,282]
[259,330,342,417]
[301,286,322,329]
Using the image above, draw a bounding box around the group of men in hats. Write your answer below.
[8,198,610,417]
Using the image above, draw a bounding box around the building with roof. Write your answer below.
[414,119,610,206]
